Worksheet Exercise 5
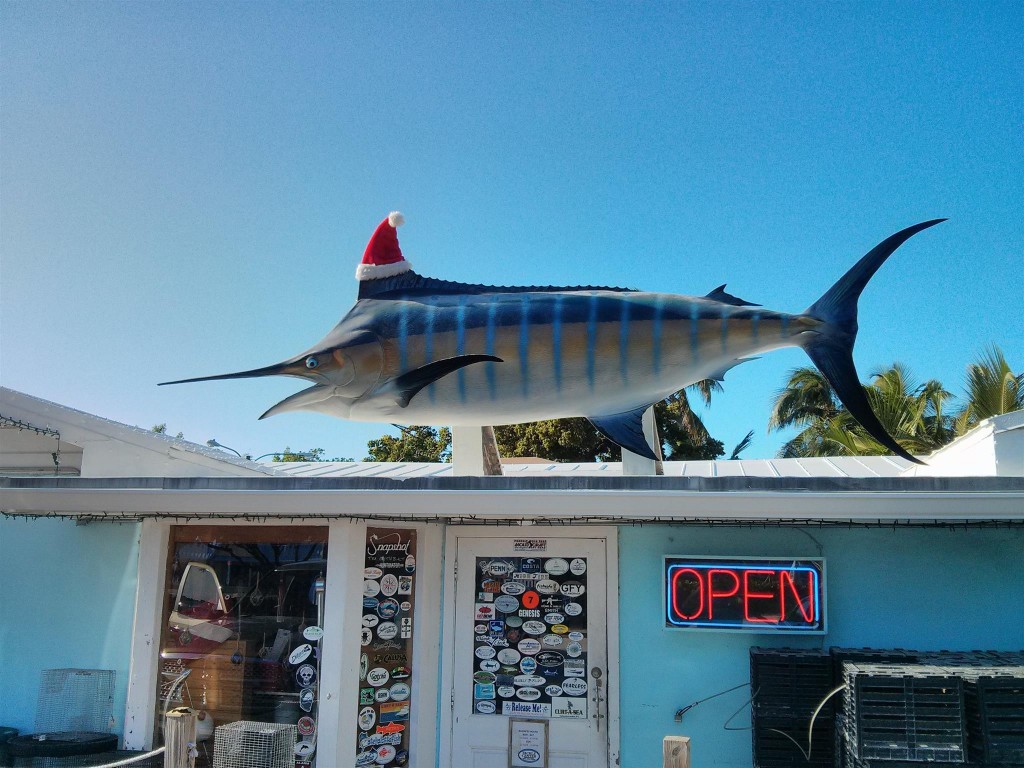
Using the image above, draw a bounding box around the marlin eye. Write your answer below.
[305,356,319,369]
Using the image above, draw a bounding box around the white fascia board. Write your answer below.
[2,486,1023,521]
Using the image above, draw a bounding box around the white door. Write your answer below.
[450,536,608,768]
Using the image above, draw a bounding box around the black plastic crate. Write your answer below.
[831,648,921,686]
[843,663,967,764]
[840,747,965,768]
[752,714,834,768]
[965,672,1024,765]
[751,648,834,719]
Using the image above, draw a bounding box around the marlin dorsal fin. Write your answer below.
[705,284,761,307]
[359,271,637,300]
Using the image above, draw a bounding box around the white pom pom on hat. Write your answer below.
[356,211,413,281]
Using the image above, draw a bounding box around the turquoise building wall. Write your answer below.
[618,525,1024,768]
[0,517,140,736]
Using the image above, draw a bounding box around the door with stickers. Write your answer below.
[450,536,608,767]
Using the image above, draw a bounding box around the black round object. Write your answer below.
[7,731,118,758]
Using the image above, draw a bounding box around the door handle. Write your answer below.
[591,667,604,732]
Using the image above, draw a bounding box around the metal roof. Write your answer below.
[263,454,915,479]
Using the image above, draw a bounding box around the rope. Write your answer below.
[89,747,165,768]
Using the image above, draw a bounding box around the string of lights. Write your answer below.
[2,510,1021,529]
[0,412,62,474]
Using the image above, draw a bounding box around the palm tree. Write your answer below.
[767,367,842,458]
[954,345,1023,433]
[768,364,954,458]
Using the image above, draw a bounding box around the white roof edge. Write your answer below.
[902,409,1024,474]
[2,485,1022,522]
[0,387,282,477]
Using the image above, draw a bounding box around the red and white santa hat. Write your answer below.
[355,211,412,281]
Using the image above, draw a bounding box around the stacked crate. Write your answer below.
[750,648,835,768]
[830,649,922,768]
[841,663,968,767]
[961,666,1024,766]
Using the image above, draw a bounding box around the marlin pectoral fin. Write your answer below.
[705,284,761,307]
[394,355,503,408]
[589,407,659,461]
[259,384,333,419]
[706,357,759,382]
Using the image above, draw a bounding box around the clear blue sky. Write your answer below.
[2,2,1021,461]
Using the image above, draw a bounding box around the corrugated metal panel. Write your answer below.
[261,455,916,479]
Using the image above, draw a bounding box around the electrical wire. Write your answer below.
[675,684,749,720]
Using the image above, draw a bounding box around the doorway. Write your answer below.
[441,528,619,767]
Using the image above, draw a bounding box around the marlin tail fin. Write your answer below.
[802,219,946,465]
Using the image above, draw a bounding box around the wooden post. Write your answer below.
[663,735,691,768]
[164,709,198,768]
[452,426,503,476]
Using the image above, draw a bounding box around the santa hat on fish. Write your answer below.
[356,211,412,280]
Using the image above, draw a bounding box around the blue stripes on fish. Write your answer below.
[689,303,700,364]
[752,312,760,342]
[519,295,530,398]
[586,294,598,389]
[652,295,664,374]
[619,299,630,385]
[552,295,563,392]
[397,301,409,372]
[780,314,789,338]
[485,296,498,400]
[456,296,467,403]
[720,306,729,354]
[424,304,435,402]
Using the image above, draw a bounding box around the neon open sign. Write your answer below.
[665,557,826,632]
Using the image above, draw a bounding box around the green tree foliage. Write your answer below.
[954,345,1024,432]
[768,346,1021,459]
[493,384,725,462]
[365,426,452,462]
[272,447,326,462]
[151,423,184,439]
[358,383,725,463]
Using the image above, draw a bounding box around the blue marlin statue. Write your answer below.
[162,213,945,463]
